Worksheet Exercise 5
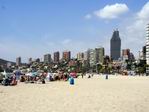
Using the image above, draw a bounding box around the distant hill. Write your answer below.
[0,58,15,65]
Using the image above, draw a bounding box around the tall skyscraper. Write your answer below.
[44,54,51,64]
[54,51,60,63]
[16,57,21,66]
[62,51,71,61]
[146,24,149,65]
[110,29,121,60]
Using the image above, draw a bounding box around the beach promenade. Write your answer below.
[0,75,149,112]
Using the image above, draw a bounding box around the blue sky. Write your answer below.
[0,0,149,62]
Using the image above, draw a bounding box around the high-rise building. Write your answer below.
[28,58,32,64]
[16,57,21,66]
[110,29,121,60]
[122,49,130,56]
[103,55,111,65]
[146,24,149,65]
[36,58,40,63]
[89,49,96,67]
[129,52,135,61]
[84,49,90,61]
[7,62,12,68]
[139,46,146,60]
[143,46,146,60]
[95,47,105,64]
[44,54,51,64]
[122,49,130,60]
[62,51,71,61]
[85,47,105,67]
[77,52,84,61]
[54,51,60,63]
[83,49,91,67]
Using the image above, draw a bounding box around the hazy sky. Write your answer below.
[0,0,149,62]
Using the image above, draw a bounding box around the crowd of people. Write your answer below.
[0,70,80,86]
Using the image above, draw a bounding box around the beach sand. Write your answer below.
[0,75,149,112]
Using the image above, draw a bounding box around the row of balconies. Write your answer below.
[146,46,149,49]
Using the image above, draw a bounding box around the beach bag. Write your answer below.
[2,78,9,86]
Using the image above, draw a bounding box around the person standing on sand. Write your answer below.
[81,73,84,78]
[106,74,108,80]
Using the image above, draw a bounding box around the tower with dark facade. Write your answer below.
[54,51,60,63]
[110,29,121,60]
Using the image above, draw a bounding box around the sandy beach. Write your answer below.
[0,75,149,112]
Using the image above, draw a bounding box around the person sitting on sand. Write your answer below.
[88,74,91,78]
[10,74,17,86]
[20,74,26,82]
[40,74,46,84]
